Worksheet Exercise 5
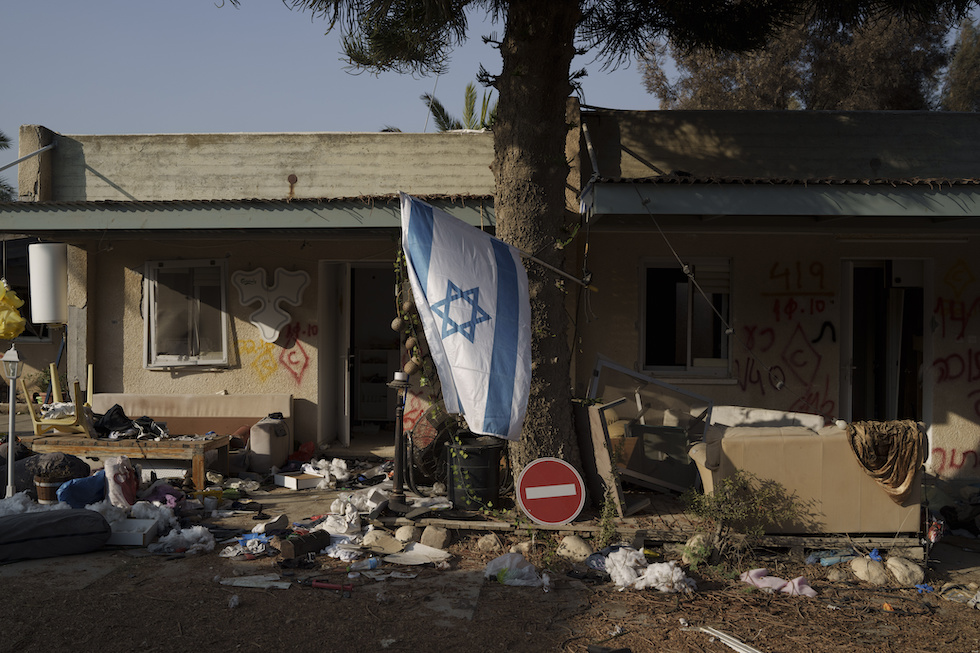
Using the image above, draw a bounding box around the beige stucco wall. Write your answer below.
[75,235,400,445]
[40,131,494,201]
[574,228,980,480]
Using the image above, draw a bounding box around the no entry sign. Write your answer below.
[516,457,586,525]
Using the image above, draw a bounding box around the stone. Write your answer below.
[850,557,890,585]
[826,567,849,583]
[476,533,502,553]
[363,529,404,554]
[886,556,925,586]
[394,525,421,543]
[556,535,593,562]
[509,540,534,555]
[681,533,713,567]
[420,525,452,549]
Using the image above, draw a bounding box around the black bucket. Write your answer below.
[447,433,506,510]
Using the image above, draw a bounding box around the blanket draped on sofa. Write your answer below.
[845,419,923,505]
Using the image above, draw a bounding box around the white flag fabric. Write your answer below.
[400,192,531,440]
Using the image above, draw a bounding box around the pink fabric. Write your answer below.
[740,568,817,598]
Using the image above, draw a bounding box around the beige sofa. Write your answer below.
[688,407,922,535]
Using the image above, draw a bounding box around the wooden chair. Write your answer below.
[21,362,94,438]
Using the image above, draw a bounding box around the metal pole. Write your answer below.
[0,142,56,174]
[387,372,411,513]
[6,374,16,499]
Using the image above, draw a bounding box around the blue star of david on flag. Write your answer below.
[430,280,491,343]
[400,192,531,440]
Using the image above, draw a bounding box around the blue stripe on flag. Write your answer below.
[405,198,435,289]
[484,239,519,435]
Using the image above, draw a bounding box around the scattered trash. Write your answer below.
[218,573,291,589]
[937,582,980,608]
[228,594,240,608]
[805,549,857,566]
[682,626,764,653]
[349,557,381,571]
[740,568,817,597]
[147,525,215,555]
[605,547,695,593]
[383,541,451,566]
[297,577,353,597]
[485,552,543,587]
[869,548,883,562]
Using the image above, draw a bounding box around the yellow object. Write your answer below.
[21,362,94,437]
[0,282,26,340]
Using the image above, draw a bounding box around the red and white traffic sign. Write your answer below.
[516,457,586,526]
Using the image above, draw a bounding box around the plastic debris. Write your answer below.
[219,573,291,589]
[0,281,27,340]
[683,626,764,653]
[484,552,543,587]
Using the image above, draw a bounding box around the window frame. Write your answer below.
[639,257,732,378]
[143,258,230,369]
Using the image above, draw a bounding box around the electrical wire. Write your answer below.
[630,181,832,421]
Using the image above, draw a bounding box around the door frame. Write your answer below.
[839,257,933,426]
[318,261,352,447]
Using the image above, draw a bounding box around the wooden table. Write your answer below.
[27,435,230,490]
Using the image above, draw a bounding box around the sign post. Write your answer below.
[516,457,586,526]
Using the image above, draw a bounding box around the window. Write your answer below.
[144,259,229,368]
[642,258,731,376]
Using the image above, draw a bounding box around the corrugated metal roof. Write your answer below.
[598,175,980,187]
[0,194,493,211]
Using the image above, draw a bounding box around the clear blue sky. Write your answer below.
[1,1,655,178]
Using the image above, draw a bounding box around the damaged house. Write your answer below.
[1,105,978,530]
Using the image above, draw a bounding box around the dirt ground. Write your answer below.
[3,488,980,653]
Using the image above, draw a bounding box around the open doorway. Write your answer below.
[842,259,927,422]
[350,265,400,433]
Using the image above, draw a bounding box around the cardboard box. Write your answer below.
[274,472,323,490]
[107,519,158,547]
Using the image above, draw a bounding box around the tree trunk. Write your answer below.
[492,0,581,471]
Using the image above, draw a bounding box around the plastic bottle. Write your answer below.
[348,557,381,571]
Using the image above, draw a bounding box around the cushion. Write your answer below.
[710,405,826,431]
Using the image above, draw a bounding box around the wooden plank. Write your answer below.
[587,403,629,518]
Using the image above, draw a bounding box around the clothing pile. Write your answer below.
[93,404,169,440]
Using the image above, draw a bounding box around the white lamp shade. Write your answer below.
[28,243,69,324]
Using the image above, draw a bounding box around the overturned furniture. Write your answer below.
[577,358,713,517]
[21,363,94,437]
[689,408,923,535]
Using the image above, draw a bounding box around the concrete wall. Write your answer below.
[584,110,980,180]
[27,130,495,202]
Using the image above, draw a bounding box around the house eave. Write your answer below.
[586,180,980,227]
[0,197,496,234]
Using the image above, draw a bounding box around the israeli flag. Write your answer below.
[400,192,531,440]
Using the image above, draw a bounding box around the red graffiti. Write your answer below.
[278,340,309,384]
[743,325,776,353]
[734,357,785,395]
[932,350,980,384]
[933,297,980,340]
[788,374,836,417]
[931,447,980,474]
[780,323,822,386]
